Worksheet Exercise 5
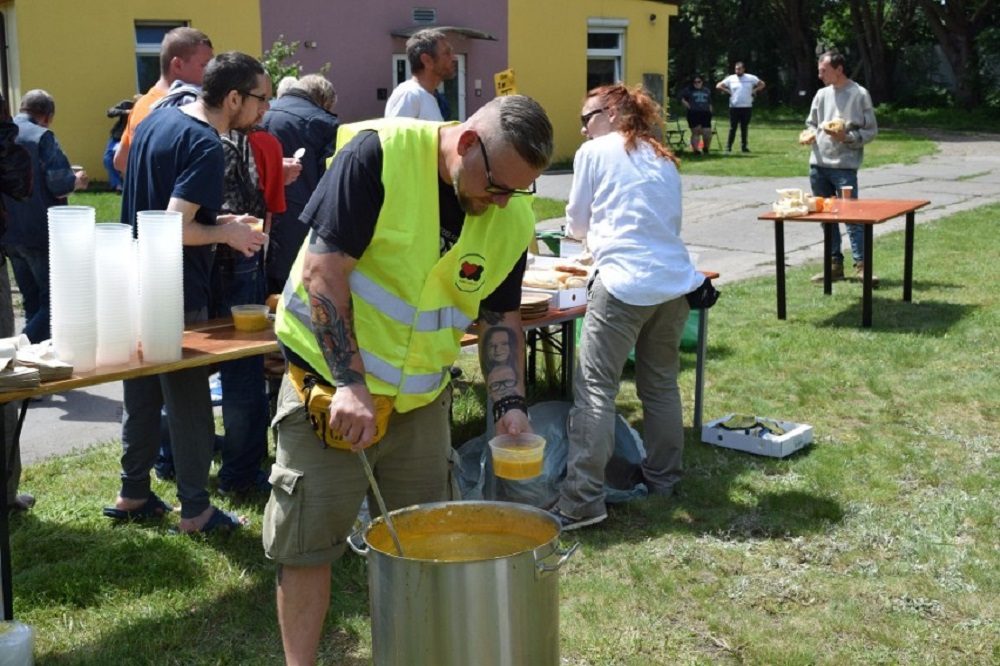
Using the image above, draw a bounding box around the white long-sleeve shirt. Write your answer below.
[565,132,704,306]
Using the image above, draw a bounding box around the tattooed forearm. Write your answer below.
[480,324,523,401]
[477,306,504,326]
[310,290,366,387]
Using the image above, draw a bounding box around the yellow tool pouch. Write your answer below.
[288,363,394,449]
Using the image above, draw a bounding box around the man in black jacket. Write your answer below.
[260,74,339,296]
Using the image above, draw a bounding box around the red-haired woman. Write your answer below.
[553,83,716,530]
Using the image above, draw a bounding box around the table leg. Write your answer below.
[562,320,576,400]
[823,223,834,295]
[903,212,915,302]
[774,221,786,320]
[0,398,28,621]
[526,330,537,387]
[694,308,708,430]
[863,225,874,327]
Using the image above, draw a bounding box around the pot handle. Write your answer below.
[347,530,368,557]
[535,542,579,579]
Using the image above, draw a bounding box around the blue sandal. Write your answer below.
[174,507,245,535]
[103,492,173,521]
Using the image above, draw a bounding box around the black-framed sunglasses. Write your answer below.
[241,90,269,103]
[693,80,703,84]
[476,136,535,197]
[581,107,609,127]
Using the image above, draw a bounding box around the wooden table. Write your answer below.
[757,199,930,327]
[0,319,278,621]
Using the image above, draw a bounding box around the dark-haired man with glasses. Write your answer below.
[264,95,553,664]
[106,52,270,535]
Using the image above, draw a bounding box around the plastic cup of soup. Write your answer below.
[231,304,270,332]
[489,433,546,480]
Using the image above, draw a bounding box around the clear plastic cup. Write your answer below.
[489,433,546,480]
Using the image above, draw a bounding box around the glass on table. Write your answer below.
[834,185,854,214]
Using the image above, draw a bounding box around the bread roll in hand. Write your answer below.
[821,118,845,134]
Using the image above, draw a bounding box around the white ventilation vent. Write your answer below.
[413,8,436,24]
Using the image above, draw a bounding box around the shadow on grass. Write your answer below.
[816,297,974,333]
[9,510,370,665]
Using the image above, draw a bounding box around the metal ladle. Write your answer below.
[357,450,405,557]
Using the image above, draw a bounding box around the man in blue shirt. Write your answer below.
[104,52,269,533]
[1,90,88,343]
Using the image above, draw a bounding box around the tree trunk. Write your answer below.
[916,0,993,109]
[764,0,820,103]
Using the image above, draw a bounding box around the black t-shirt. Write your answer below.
[299,130,525,312]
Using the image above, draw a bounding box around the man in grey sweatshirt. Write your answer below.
[800,50,878,285]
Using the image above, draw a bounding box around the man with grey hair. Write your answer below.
[2,89,88,344]
[384,28,456,120]
[264,94,553,664]
[261,73,340,295]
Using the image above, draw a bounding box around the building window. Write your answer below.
[587,19,627,91]
[134,22,186,93]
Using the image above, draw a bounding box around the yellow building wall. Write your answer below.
[2,0,260,188]
[508,0,676,165]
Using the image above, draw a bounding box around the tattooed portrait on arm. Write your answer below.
[479,307,522,401]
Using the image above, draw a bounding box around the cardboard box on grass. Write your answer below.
[701,414,813,458]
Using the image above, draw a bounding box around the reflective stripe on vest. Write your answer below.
[351,271,473,334]
[280,280,448,393]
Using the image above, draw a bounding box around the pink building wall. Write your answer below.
[260,1,510,123]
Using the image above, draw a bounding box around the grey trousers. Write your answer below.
[119,308,215,519]
[559,275,689,518]
[1,260,21,504]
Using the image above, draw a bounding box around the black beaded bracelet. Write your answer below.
[493,394,527,422]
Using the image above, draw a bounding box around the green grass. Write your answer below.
[67,192,122,223]
[670,124,935,178]
[12,198,999,664]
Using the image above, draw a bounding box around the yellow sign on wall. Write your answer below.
[494,69,517,96]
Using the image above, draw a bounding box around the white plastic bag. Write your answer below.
[455,401,649,508]
[0,621,35,666]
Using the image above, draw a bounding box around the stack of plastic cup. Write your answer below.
[48,205,97,372]
[137,210,184,363]
[129,239,140,358]
[94,223,137,366]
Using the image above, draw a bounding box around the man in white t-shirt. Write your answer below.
[384,28,456,121]
[716,61,765,153]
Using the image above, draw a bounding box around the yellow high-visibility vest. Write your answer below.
[277,119,533,412]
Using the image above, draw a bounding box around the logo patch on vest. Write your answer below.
[455,254,486,293]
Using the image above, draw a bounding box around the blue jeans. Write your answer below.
[210,249,269,490]
[810,166,863,264]
[6,244,50,343]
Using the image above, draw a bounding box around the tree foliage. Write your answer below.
[260,36,331,86]
[915,0,1000,108]
[668,0,1000,110]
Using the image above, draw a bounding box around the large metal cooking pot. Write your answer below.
[352,500,578,666]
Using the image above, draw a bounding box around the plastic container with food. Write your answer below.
[231,304,270,331]
[489,433,546,480]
